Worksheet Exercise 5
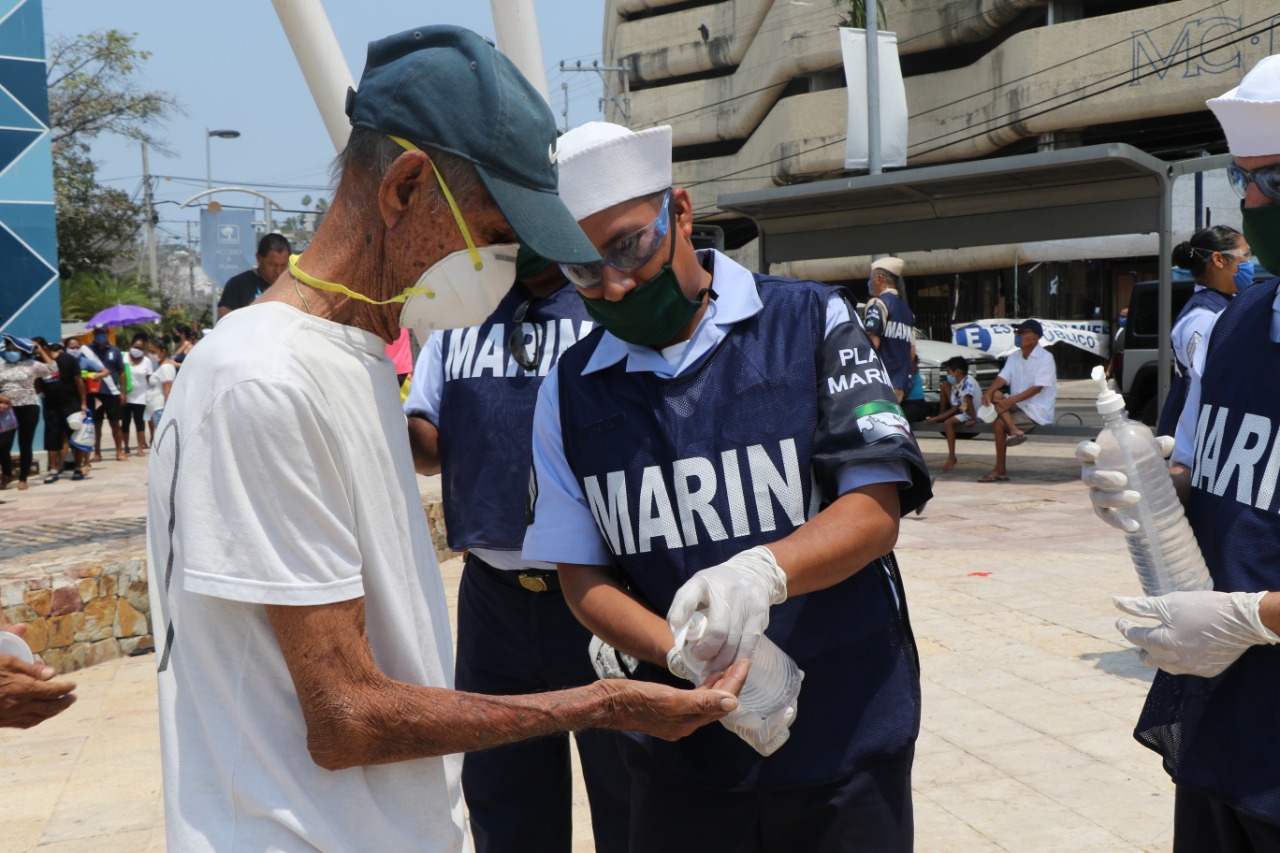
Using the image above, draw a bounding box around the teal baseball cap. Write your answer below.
[346,25,598,264]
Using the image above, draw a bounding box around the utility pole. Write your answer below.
[141,142,160,289]
[561,82,569,133]
[185,221,197,313]
[865,0,881,176]
[559,59,631,126]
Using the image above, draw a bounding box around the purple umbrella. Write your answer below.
[84,304,163,329]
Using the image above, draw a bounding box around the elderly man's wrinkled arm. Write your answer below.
[266,597,746,770]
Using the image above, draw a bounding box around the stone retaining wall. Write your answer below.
[3,499,457,675]
[0,555,152,674]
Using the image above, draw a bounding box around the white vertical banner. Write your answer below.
[841,28,908,170]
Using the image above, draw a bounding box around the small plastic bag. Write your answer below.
[0,407,16,433]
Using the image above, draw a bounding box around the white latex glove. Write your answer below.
[1076,436,1176,533]
[1115,590,1280,677]
[720,701,797,757]
[665,646,695,682]
[667,546,788,674]
[588,635,637,680]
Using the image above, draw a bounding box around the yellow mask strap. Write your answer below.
[288,254,434,305]
[389,135,484,271]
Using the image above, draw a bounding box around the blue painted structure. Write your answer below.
[0,0,58,340]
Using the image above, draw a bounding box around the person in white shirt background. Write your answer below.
[978,318,1057,482]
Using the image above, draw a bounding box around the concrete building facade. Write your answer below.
[601,0,1278,364]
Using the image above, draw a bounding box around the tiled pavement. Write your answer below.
[0,413,1180,852]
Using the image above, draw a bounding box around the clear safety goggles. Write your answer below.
[1227,162,1280,204]
[559,189,672,290]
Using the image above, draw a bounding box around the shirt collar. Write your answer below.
[582,249,761,377]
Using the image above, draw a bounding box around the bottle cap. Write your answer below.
[0,631,33,664]
[1091,366,1126,415]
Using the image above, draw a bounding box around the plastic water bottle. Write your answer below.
[672,612,803,717]
[1089,366,1212,596]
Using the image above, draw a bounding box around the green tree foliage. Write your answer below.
[46,30,178,279]
[60,270,157,323]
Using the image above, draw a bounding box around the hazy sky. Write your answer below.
[40,0,609,246]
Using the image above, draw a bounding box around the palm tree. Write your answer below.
[62,270,158,322]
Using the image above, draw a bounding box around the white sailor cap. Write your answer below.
[1207,54,1280,157]
[557,122,672,222]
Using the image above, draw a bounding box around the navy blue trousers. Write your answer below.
[622,737,914,853]
[1174,786,1280,853]
[455,554,630,853]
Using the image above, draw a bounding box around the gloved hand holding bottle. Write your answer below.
[667,545,788,674]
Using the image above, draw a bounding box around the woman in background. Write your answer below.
[1156,225,1252,435]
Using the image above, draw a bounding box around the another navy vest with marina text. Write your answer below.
[438,285,593,552]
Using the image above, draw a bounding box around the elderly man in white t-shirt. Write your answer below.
[146,27,745,853]
[978,319,1057,482]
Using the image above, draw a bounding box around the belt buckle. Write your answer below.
[518,573,548,593]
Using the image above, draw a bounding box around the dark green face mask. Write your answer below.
[581,230,706,346]
[1242,200,1280,274]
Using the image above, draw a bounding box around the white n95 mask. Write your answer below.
[288,244,517,340]
[401,243,518,335]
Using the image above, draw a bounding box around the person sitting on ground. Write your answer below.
[978,319,1057,483]
[925,356,980,473]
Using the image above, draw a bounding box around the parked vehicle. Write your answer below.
[1115,279,1195,426]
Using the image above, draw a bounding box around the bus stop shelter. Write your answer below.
[717,143,1233,419]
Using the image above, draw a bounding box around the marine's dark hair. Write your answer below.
[257,233,292,257]
[1172,225,1242,279]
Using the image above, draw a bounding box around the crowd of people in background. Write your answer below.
[0,326,188,491]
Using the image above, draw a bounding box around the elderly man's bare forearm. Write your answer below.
[266,598,742,771]
[299,673,743,770]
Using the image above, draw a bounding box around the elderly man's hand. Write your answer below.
[0,656,77,729]
[594,659,749,741]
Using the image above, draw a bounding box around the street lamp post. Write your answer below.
[205,128,240,189]
[205,129,240,326]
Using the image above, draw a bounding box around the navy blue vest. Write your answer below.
[1136,280,1280,822]
[438,285,593,552]
[864,291,916,394]
[557,276,921,790]
[1155,288,1231,437]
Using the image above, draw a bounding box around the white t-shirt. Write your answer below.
[997,345,1058,425]
[125,356,152,405]
[145,362,177,416]
[146,302,469,853]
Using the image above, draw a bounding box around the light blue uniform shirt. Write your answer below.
[523,250,910,567]
[1173,285,1280,467]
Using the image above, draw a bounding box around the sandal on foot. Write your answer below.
[1007,433,1028,447]
[72,469,86,481]
[941,459,957,473]
[977,472,1010,483]
[44,472,59,484]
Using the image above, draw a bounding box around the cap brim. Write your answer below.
[478,166,600,264]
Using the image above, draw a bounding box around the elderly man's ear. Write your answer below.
[378,149,435,229]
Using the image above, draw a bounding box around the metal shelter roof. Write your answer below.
[718,143,1234,416]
